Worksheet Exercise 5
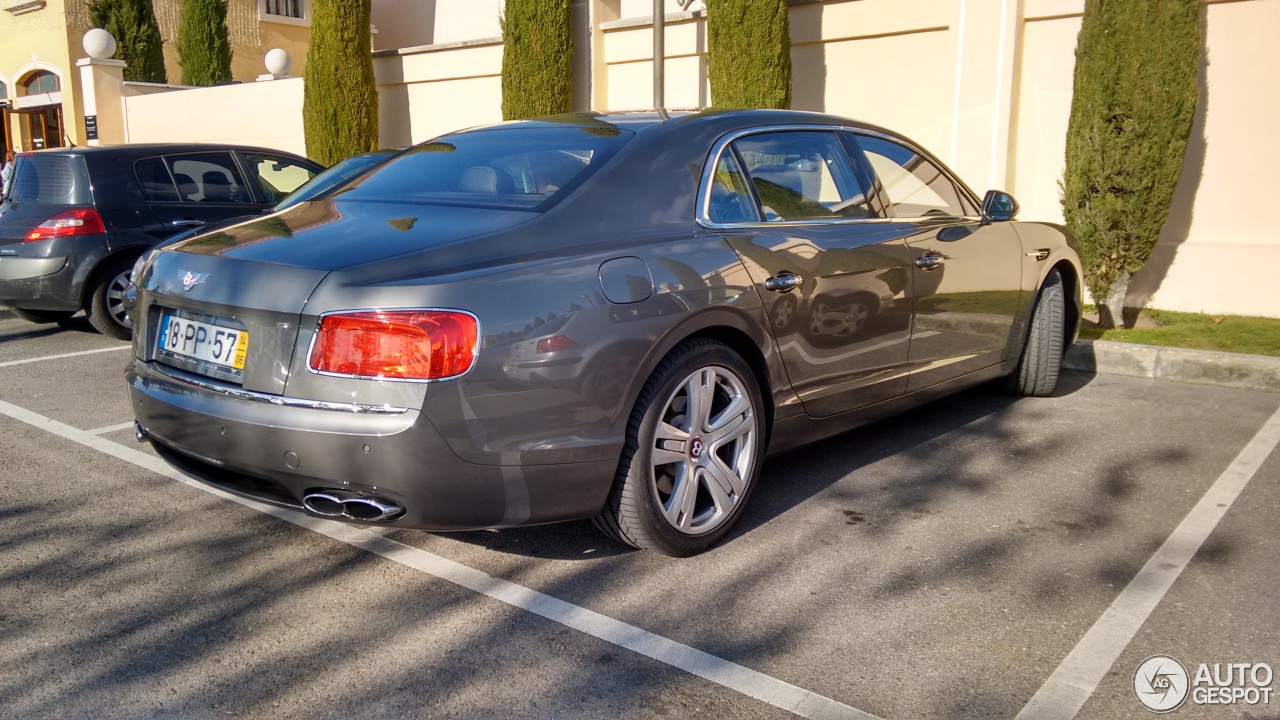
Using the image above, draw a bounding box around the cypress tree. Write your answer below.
[500,0,574,120]
[88,0,167,84]
[177,0,232,86]
[1061,0,1200,328]
[707,0,791,109]
[303,0,378,165]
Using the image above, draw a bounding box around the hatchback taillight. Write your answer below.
[24,209,106,242]
[309,310,478,381]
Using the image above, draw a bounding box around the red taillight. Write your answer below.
[536,335,578,354]
[309,310,478,381]
[24,209,106,242]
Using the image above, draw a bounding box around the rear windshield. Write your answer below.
[342,126,633,211]
[6,155,92,205]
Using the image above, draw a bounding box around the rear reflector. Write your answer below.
[309,310,478,381]
[25,208,106,242]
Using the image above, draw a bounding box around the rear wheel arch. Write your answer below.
[618,310,780,450]
[81,247,146,309]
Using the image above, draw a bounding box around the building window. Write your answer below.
[264,0,302,19]
[22,71,59,96]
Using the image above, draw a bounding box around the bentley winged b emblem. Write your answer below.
[180,271,209,291]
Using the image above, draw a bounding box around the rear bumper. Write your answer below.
[0,256,78,310]
[0,235,107,310]
[126,359,616,531]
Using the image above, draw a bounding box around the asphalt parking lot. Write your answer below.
[1,310,1277,720]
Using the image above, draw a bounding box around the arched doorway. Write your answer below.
[13,70,65,151]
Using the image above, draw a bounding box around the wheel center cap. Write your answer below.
[689,436,705,460]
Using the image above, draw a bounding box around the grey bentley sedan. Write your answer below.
[127,109,1082,556]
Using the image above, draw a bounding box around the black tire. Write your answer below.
[10,308,76,324]
[1008,268,1065,397]
[593,338,766,557]
[87,256,135,341]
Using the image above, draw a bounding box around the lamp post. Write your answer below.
[653,0,705,117]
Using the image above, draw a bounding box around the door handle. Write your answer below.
[764,273,801,292]
[914,254,944,271]
[171,220,204,228]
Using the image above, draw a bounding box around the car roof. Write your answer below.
[21,143,312,160]
[451,108,908,145]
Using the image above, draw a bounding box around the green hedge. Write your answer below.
[88,0,167,84]
[1061,0,1200,327]
[707,0,791,109]
[177,0,231,86]
[303,0,379,165]
[500,0,574,120]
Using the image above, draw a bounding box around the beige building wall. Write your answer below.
[599,0,1280,317]
[1,0,85,149]
[371,0,500,52]
[122,78,307,156]
[374,39,504,147]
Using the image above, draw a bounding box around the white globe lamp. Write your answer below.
[83,28,118,61]
[264,49,292,77]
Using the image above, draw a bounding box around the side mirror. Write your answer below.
[981,190,1019,223]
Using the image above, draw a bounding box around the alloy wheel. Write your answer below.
[649,365,757,535]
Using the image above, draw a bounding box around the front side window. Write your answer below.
[163,152,252,204]
[346,126,633,211]
[243,153,318,203]
[856,135,967,218]
[732,131,870,222]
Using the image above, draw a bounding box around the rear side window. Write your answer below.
[163,152,254,204]
[135,157,181,202]
[8,155,91,204]
[733,131,871,221]
[346,126,633,211]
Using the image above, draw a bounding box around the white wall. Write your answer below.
[123,78,307,157]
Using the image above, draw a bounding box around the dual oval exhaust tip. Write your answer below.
[303,490,405,523]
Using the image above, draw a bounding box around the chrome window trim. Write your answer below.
[304,307,483,384]
[150,362,409,414]
[695,124,983,230]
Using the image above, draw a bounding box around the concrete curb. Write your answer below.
[1065,340,1280,393]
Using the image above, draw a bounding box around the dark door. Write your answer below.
[714,129,915,418]
[853,134,1023,391]
[137,152,269,239]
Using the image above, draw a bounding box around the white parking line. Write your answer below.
[1017,404,1280,720]
[87,421,138,435]
[0,397,881,720]
[0,346,130,368]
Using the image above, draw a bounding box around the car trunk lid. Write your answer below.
[136,249,330,396]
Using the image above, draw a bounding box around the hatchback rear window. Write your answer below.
[343,126,633,211]
[7,155,91,205]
